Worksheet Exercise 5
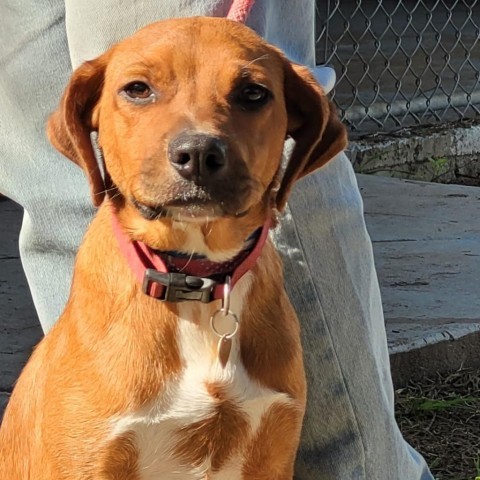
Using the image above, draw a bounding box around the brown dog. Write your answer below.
[0,17,346,479]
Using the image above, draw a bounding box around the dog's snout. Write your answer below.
[169,133,228,183]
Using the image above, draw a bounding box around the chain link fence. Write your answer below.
[315,0,480,137]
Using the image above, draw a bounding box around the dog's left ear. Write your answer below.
[276,62,348,211]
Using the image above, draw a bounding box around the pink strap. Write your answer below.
[227,0,256,23]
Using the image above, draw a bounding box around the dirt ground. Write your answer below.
[395,368,480,480]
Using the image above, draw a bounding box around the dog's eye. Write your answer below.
[121,81,154,102]
[237,84,271,109]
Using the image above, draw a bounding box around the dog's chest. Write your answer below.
[108,282,291,479]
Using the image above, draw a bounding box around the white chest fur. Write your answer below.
[108,274,292,480]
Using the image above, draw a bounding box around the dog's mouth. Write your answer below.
[131,197,250,222]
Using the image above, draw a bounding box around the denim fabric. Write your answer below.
[0,0,94,325]
[276,156,433,479]
[0,0,433,478]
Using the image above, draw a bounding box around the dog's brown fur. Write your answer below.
[0,17,346,479]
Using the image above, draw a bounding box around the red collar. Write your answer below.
[111,213,270,303]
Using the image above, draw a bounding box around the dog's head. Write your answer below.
[48,17,346,256]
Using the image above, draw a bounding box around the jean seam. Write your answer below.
[286,202,367,478]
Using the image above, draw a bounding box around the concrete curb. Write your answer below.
[348,120,480,186]
[390,331,480,387]
[387,322,480,356]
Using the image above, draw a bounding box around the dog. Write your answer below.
[0,17,346,479]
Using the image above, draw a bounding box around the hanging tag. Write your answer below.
[210,276,238,369]
[210,309,239,369]
[217,335,233,368]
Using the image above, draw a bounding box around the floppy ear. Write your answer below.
[47,54,110,207]
[276,62,348,211]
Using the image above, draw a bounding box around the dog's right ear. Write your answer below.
[47,54,110,207]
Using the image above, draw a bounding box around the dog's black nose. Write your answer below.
[168,133,228,183]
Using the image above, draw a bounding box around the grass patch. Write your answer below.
[403,396,480,412]
[395,368,480,480]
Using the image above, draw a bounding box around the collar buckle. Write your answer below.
[142,269,218,303]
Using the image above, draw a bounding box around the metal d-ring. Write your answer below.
[209,275,239,339]
[210,308,239,339]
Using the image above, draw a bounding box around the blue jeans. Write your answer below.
[0,1,433,478]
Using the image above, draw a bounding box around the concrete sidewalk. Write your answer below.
[359,174,480,352]
[357,175,480,384]
[0,198,42,415]
[1,174,479,414]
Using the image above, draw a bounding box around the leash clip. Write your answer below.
[142,269,218,303]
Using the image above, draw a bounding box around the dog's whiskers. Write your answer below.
[177,250,196,274]
[204,218,214,239]
[242,54,270,70]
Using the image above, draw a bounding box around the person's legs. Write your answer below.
[276,154,433,479]
[0,0,94,331]
[0,0,433,477]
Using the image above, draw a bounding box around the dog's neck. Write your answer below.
[153,226,261,275]
[110,209,270,304]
